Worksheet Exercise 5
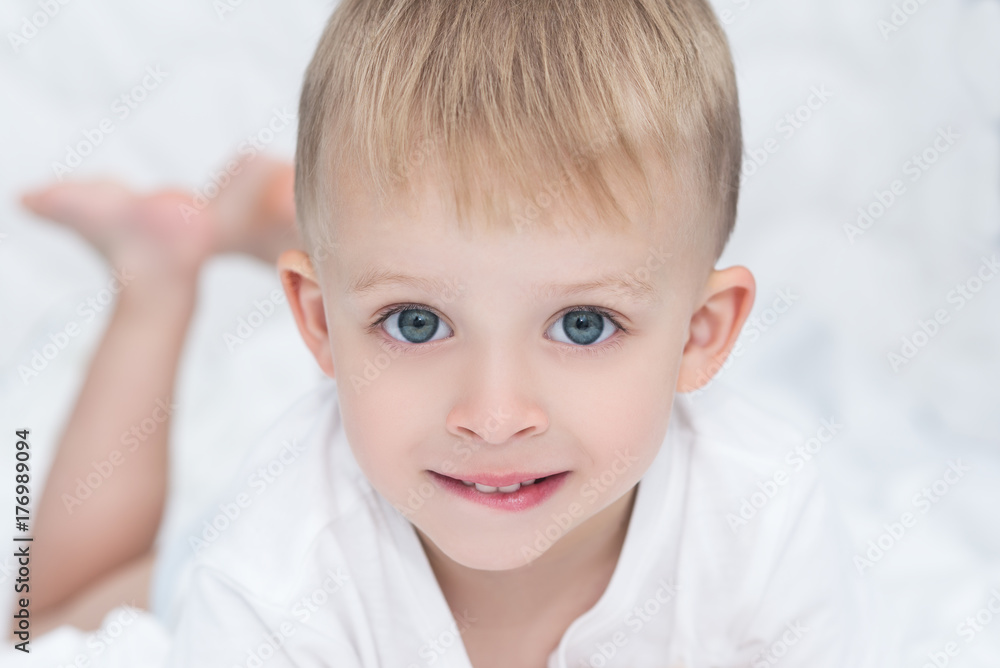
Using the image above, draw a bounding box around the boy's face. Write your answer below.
[284,162,750,571]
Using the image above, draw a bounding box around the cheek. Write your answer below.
[565,339,677,433]
[331,328,465,511]
[582,396,669,493]
[332,317,439,413]
[338,392,397,495]
[332,334,431,495]
[560,344,677,495]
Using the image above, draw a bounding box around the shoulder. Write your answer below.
[668,386,873,665]
[670,383,844,516]
[166,380,389,611]
[670,382,837,544]
[673,384,812,467]
[164,381,412,661]
[167,563,362,667]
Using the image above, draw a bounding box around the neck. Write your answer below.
[419,486,638,635]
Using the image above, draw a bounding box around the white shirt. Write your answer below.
[155,380,877,667]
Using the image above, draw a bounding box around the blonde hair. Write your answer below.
[296,0,741,257]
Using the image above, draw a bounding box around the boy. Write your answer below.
[157,0,873,666]
[21,0,874,665]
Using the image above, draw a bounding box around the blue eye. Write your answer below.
[383,308,452,344]
[547,309,617,346]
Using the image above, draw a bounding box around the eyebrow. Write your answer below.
[347,266,659,304]
[535,272,659,304]
[348,267,457,298]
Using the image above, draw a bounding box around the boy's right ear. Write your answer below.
[278,250,335,378]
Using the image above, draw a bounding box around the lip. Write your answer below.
[429,470,570,512]
[443,471,565,488]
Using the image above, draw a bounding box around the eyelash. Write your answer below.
[367,302,447,356]
[367,303,629,355]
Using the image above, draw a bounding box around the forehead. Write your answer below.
[316,159,707,308]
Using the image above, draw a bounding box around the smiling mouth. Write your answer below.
[455,475,556,494]
[428,471,570,511]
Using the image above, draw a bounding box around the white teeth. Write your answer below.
[461,480,533,493]
[458,476,545,493]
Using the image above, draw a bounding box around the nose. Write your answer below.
[445,349,549,445]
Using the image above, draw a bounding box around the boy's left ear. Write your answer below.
[676,266,756,392]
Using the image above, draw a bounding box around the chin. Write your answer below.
[419,521,555,571]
